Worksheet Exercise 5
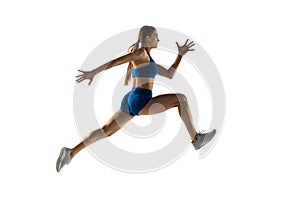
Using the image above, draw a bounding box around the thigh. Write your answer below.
[120,91,132,115]
[102,109,134,131]
[138,94,180,115]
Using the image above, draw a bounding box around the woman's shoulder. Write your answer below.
[131,48,148,59]
[131,48,145,54]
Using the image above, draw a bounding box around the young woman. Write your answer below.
[56,26,216,172]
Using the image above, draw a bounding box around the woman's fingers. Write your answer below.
[177,40,194,47]
[76,69,94,84]
[188,45,194,50]
[189,44,195,48]
[176,39,196,55]
[184,39,189,45]
[76,70,85,78]
[76,77,85,83]
[188,42,195,48]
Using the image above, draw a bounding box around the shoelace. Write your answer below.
[199,130,206,135]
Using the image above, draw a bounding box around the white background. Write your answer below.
[1,0,299,197]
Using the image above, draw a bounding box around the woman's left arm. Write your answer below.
[158,39,195,79]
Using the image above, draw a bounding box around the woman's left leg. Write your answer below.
[56,109,133,172]
[70,109,133,158]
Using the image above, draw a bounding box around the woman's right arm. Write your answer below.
[76,49,144,85]
[92,49,144,74]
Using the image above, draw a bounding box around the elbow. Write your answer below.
[168,72,175,79]
[167,68,175,79]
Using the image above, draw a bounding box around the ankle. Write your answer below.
[192,134,197,143]
[69,148,75,159]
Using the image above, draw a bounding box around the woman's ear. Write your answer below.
[144,35,151,42]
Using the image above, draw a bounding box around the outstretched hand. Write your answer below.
[176,39,195,56]
[76,70,95,85]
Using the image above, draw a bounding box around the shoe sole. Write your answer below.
[56,147,67,172]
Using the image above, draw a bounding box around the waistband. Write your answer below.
[131,87,152,93]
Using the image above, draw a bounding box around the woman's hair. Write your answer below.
[124,25,156,85]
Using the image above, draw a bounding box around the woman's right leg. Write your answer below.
[70,109,133,158]
[138,93,216,149]
[138,93,198,142]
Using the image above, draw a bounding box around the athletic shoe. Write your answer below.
[192,129,216,150]
[56,147,72,172]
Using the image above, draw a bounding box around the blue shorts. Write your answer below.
[120,87,152,116]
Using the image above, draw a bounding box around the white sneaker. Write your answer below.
[192,129,216,150]
[56,147,72,172]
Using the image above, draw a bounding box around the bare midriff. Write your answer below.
[132,77,154,90]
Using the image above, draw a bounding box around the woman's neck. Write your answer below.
[140,46,152,53]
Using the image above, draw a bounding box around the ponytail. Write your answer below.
[124,41,140,85]
[124,26,156,85]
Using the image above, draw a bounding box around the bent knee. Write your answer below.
[176,93,188,104]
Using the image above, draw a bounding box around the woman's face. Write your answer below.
[144,30,160,48]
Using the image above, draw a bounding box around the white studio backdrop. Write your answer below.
[0,0,299,198]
